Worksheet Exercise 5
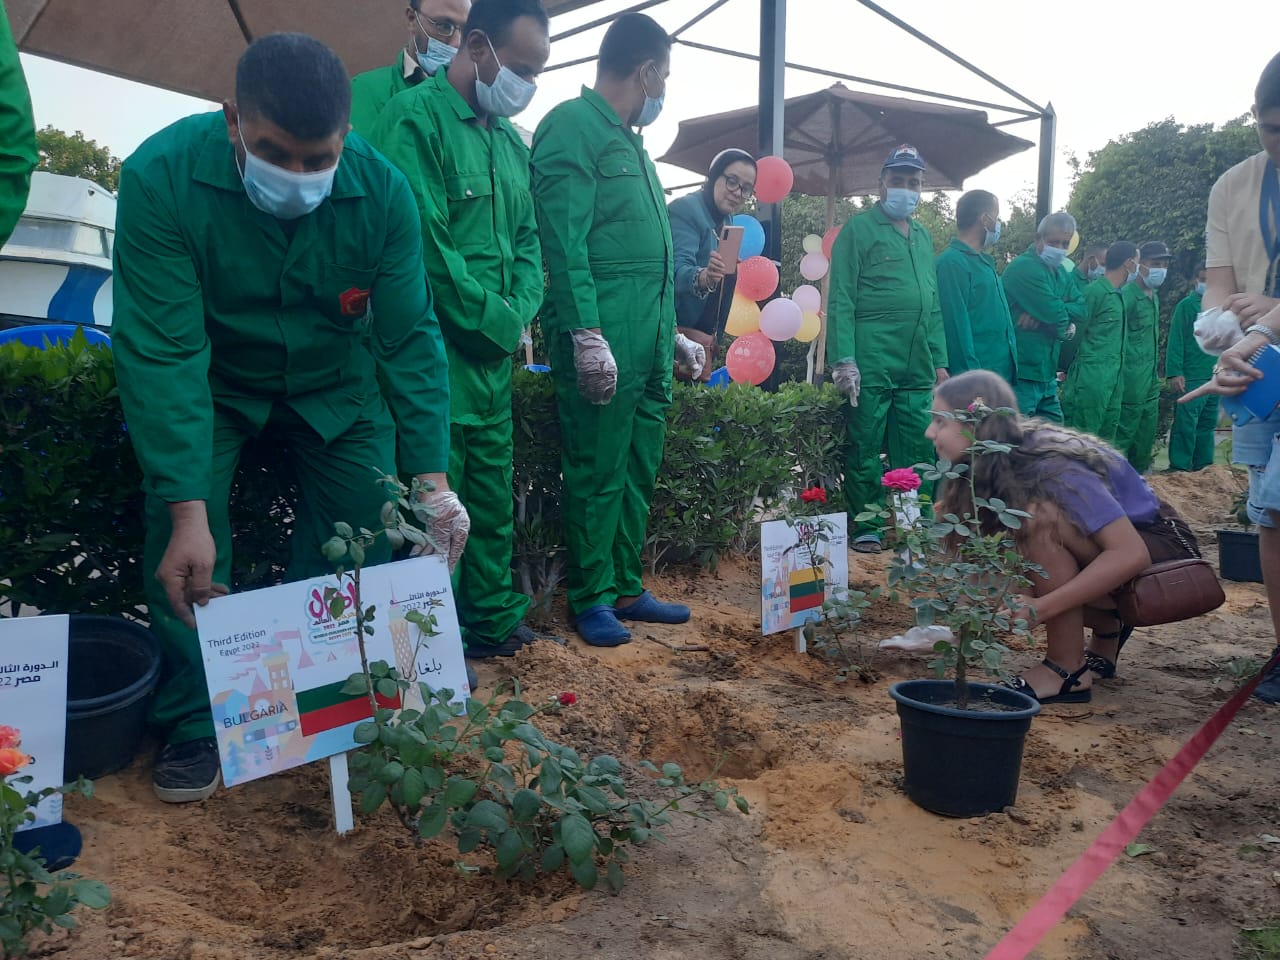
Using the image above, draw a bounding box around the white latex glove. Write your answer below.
[832,359,861,407]
[878,625,955,653]
[1194,307,1244,356]
[1064,323,1077,341]
[674,332,706,379]
[519,326,533,347]
[570,329,618,404]
[409,490,471,573]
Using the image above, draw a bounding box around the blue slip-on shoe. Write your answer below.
[573,605,632,647]
[852,533,883,554]
[14,821,82,872]
[614,590,691,625]
[1253,647,1280,704]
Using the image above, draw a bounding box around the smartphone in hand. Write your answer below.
[717,225,744,274]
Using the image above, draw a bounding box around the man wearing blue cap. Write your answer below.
[827,144,948,553]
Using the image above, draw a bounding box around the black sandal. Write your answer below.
[1084,623,1135,680]
[1003,657,1093,704]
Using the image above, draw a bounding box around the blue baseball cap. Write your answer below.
[882,144,926,173]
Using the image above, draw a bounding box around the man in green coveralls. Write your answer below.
[1001,211,1085,421]
[827,144,948,554]
[1062,241,1137,440]
[1115,240,1172,472]
[1060,242,1108,377]
[0,3,35,245]
[531,14,702,646]
[370,0,549,658]
[935,189,1016,381]
[1166,264,1218,471]
[349,0,472,136]
[112,34,466,803]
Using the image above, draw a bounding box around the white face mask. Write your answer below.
[237,127,337,220]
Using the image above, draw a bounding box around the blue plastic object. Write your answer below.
[1221,344,1280,426]
[523,363,551,373]
[0,323,111,349]
[707,366,731,388]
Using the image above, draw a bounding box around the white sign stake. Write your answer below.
[330,752,354,836]
[794,626,807,655]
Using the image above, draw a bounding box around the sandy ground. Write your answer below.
[30,464,1280,960]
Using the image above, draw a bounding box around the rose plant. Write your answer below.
[322,476,748,892]
[857,401,1042,709]
[0,727,109,956]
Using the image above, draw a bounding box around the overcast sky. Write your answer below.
[15,0,1277,209]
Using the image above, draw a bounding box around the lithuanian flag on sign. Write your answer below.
[789,566,825,615]
[296,680,400,737]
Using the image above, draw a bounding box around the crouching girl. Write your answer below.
[926,370,1201,704]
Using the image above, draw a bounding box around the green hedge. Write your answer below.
[0,339,848,621]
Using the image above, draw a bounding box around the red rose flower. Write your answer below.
[0,726,19,750]
[557,691,577,706]
[881,468,922,493]
[339,287,371,318]
[0,747,30,776]
[800,487,828,504]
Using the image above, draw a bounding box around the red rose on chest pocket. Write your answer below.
[339,287,371,318]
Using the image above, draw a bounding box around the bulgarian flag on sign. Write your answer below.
[296,680,400,737]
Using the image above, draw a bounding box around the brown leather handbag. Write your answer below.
[1115,558,1226,627]
[1116,505,1226,627]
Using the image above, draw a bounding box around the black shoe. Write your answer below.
[465,623,537,660]
[153,737,221,803]
[1253,648,1280,704]
[13,821,82,871]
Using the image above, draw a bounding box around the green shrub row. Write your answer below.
[0,337,849,621]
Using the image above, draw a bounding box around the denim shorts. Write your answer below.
[1233,409,1280,527]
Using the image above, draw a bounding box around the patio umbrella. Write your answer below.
[658,83,1034,377]
[6,0,596,103]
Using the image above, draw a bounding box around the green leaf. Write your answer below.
[359,782,387,815]
[334,521,354,538]
[606,860,625,894]
[349,540,366,566]
[378,761,405,785]
[401,767,426,808]
[322,537,348,563]
[443,777,479,807]
[512,788,542,823]
[341,676,368,696]
[541,844,565,873]
[353,721,379,744]
[1124,842,1157,858]
[574,784,613,816]
[570,856,598,890]
[418,802,448,839]
[713,791,729,811]
[495,828,526,871]
[467,799,509,833]
[560,812,597,864]
[661,762,682,780]
[375,678,398,700]
[734,795,750,814]
[457,826,482,854]
[73,879,111,909]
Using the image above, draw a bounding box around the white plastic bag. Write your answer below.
[1193,307,1243,356]
[878,624,955,653]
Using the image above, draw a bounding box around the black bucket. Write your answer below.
[889,679,1041,818]
[65,616,162,780]
[1217,529,1264,584]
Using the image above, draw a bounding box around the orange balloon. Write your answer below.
[754,156,794,203]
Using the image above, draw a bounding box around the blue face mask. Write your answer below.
[1126,262,1139,284]
[1195,281,1207,296]
[1038,244,1068,269]
[982,217,1002,248]
[881,188,920,220]
[415,33,456,76]
[1146,267,1168,288]
[475,38,536,117]
[237,128,336,220]
[1087,265,1105,280]
[635,64,665,127]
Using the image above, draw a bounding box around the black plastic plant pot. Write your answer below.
[65,615,162,780]
[1217,529,1263,584]
[888,679,1041,818]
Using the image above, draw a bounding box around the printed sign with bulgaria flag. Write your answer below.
[194,555,468,789]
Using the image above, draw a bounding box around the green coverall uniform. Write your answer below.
[1001,246,1084,420]
[1057,266,1092,374]
[350,51,424,137]
[0,7,35,245]
[112,113,451,745]
[369,70,538,649]
[1061,278,1126,441]
[827,204,947,536]
[1166,289,1219,471]
[530,87,675,616]
[1115,282,1161,472]
[934,237,1017,381]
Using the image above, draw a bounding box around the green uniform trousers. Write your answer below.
[1168,381,1220,472]
[550,327,671,616]
[1014,379,1063,423]
[146,400,396,745]
[448,418,530,648]
[1115,396,1159,473]
[844,385,933,537]
[1062,375,1122,442]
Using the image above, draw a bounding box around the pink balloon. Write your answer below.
[792,284,822,314]
[800,252,830,282]
[725,332,776,385]
[736,255,780,302]
[759,298,804,341]
[821,225,841,260]
[754,156,794,204]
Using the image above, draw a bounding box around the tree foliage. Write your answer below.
[35,126,121,192]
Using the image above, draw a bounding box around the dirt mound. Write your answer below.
[1148,464,1246,530]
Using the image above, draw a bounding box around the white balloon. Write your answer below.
[800,252,830,282]
[792,284,822,314]
[759,297,804,341]
[802,234,823,254]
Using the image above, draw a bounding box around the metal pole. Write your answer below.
[1036,102,1056,223]
[758,0,786,263]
